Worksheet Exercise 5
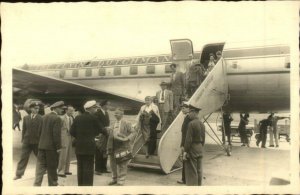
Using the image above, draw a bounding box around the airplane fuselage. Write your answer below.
[29,42,290,113]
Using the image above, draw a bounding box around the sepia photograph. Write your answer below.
[1,1,299,194]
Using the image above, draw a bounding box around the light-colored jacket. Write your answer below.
[156,89,174,112]
[135,103,161,130]
[60,114,73,148]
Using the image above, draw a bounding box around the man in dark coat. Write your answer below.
[222,112,233,145]
[183,104,205,186]
[70,100,107,186]
[14,102,42,180]
[33,101,64,186]
[256,117,272,148]
[177,102,191,185]
[94,100,111,175]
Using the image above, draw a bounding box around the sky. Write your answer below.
[1,1,298,67]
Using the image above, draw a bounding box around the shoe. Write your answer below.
[14,175,21,180]
[145,154,149,158]
[241,144,245,147]
[116,183,124,186]
[58,174,66,178]
[261,146,266,148]
[256,141,259,147]
[101,170,111,173]
[247,144,250,147]
[269,145,274,147]
[177,180,185,184]
[95,171,102,175]
[65,172,72,175]
[276,145,279,148]
[108,180,117,185]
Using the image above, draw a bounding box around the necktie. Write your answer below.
[31,114,35,119]
[161,90,165,101]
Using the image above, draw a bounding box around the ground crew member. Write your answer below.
[33,101,65,186]
[170,63,185,115]
[177,101,191,185]
[14,102,42,180]
[183,104,205,186]
[70,100,107,186]
[268,113,289,147]
[57,105,75,177]
[238,113,250,147]
[222,112,233,145]
[256,116,272,148]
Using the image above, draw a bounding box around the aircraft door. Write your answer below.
[170,39,194,73]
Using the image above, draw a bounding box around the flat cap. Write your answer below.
[84,100,98,109]
[50,101,65,109]
[189,103,201,112]
[181,101,189,108]
[160,81,168,86]
[29,102,40,108]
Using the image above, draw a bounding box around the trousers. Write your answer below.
[269,126,279,146]
[109,154,130,185]
[57,135,72,174]
[257,128,267,147]
[76,154,94,186]
[185,155,202,186]
[34,149,59,186]
[95,149,108,172]
[16,143,38,177]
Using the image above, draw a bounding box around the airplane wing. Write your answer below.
[13,68,143,114]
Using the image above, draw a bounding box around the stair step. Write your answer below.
[128,162,161,170]
[132,153,160,164]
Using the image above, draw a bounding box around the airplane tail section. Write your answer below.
[158,58,228,173]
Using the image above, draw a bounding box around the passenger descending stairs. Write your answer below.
[129,58,229,174]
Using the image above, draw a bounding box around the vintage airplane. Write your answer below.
[13,39,290,173]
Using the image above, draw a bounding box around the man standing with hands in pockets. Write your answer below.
[33,101,65,186]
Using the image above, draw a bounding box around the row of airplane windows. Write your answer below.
[58,64,173,78]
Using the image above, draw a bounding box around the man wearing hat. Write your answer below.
[177,101,191,184]
[34,101,65,186]
[183,104,205,186]
[70,100,107,186]
[156,81,174,134]
[186,63,205,98]
[170,63,185,116]
[14,102,43,180]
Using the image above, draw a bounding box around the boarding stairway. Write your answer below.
[129,57,229,174]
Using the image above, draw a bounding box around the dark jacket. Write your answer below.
[38,112,62,150]
[184,117,205,157]
[94,109,110,127]
[22,114,43,144]
[180,115,192,147]
[70,112,106,155]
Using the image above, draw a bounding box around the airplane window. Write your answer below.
[90,61,99,67]
[85,69,92,77]
[114,67,121,76]
[64,63,70,68]
[165,64,172,73]
[146,65,155,74]
[98,68,106,76]
[72,69,79,77]
[130,66,138,75]
[59,70,65,78]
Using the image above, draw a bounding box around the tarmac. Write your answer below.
[12,116,291,186]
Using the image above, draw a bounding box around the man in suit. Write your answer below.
[94,100,111,175]
[107,108,136,186]
[156,81,173,134]
[170,63,185,116]
[57,105,75,177]
[14,102,43,180]
[70,100,107,186]
[256,116,272,148]
[33,101,64,186]
[186,63,205,98]
[183,104,205,186]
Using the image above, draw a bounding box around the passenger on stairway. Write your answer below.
[136,96,161,158]
[186,63,206,98]
[216,51,222,62]
[207,53,217,72]
[170,63,185,116]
